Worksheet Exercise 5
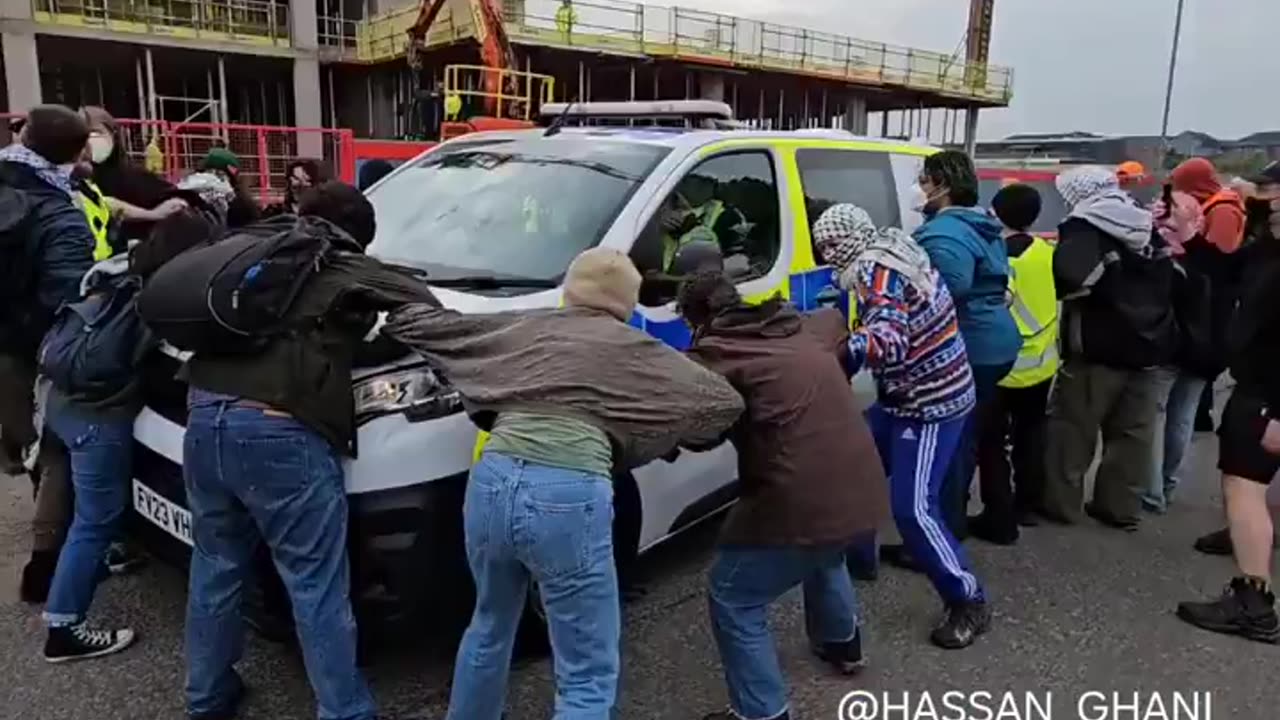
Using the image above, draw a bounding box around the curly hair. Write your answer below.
[676,269,741,329]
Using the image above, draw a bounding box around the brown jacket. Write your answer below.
[688,300,888,547]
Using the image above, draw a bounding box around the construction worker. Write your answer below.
[659,174,750,272]
[973,183,1058,544]
[555,0,578,40]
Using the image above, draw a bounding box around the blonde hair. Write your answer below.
[562,247,642,321]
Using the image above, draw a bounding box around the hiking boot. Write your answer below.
[702,711,789,720]
[1084,502,1139,532]
[930,600,991,649]
[43,623,136,663]
[879,544,922,573]
[968,514,1019,546]
[188,672,247,720]
[20,550,58,604]
[813,630,867,675]
[1176,577,1280,644]
[104,542,147,575]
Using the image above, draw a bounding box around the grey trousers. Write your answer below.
[0,353,72,553]
[1043,360,1166,525]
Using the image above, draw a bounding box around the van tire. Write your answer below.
[513,470,642,659]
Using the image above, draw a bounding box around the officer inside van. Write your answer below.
[659,173,751,273]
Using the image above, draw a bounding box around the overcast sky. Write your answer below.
[680,0,1276,140]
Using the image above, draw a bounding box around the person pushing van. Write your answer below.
[813,203,990,650]
[675,264,887,720]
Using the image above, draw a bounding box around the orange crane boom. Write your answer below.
[406,0,517,115]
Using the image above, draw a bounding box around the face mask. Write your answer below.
[910,183,945,217]
[88,134,114,164]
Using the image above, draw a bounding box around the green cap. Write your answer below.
[202,147,240,173]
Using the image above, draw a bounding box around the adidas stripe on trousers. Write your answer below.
[866,403,985,605]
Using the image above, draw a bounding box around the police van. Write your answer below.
[130,101,937,646]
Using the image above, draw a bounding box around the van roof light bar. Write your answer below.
[538,100,739,129]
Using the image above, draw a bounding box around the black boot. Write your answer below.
[879,544,923,573]
[1193,528,1280,556]
[930,600,992,649]
[20,550,58,604]
[813,629,867,675]
[968,513,1019,546]
[1176,577,1280,644]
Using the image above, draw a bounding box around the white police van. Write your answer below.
[130,102,932,647]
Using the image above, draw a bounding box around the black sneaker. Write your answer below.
[20,550,58,604]
[189,672,247,720]
[1176,578,1280,644]
[1084,502,1139,532]
[968,514,1019,546]
[813,630,867,675]
[104,542,147,575]
[930,601,991,649]
[43,623,136,663]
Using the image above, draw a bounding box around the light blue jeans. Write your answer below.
[183,396,375,720]
[1145,370,1208,512]
[447,451,619,720]
[709,545,860,720]
[42,405,133,627]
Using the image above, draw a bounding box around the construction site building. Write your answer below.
[0,0,1013,158]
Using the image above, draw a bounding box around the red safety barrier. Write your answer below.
[0,112,356,206]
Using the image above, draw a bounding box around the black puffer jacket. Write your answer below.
[1054,217,1178,370]
[1228,233,1280,408]
[0,161,96,358]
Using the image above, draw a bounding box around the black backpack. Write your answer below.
[136,216,333,355]
[38,273,150,402]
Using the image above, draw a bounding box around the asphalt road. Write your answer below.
[3,426,1278,720]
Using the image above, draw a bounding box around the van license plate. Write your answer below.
[132,479,193,547]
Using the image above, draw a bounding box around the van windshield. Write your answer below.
[366,138,668,289]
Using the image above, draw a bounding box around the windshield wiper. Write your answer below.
[428,275,559,290]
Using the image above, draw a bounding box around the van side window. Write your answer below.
[797,149,900,262]
[632,151,782,307]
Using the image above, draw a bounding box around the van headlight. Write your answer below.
[353,366,462,423]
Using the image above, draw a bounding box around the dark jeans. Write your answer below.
[42,405,133,626]
[709,545,859,720]
[183,398,375,720]
[975,380,1053,533]
[943,361,1014,537]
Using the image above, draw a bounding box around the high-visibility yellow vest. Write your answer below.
[78,179,113,262]
[555,4,578,35]
[1000,236,1060,389]
[662,199,725,271]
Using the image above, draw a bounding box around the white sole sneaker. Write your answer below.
[44,627,137,663]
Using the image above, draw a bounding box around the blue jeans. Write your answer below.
[183,398,374,720]
[709,545,859,720]
[868,404,983,605]
[448,452,619,720]
[1145,370,1207,511]
[42,405,133,626]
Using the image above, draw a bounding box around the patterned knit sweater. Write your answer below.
[847,260,976,422]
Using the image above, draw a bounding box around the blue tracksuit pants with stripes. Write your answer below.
[866,403,985,605]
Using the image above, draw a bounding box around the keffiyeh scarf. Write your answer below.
[811,203,937,297]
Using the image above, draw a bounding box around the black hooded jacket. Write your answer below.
[1228,230,1280,408]
[181,217,440,455]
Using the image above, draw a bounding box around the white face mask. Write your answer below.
[88,134,114,164]
[909,183,929,213]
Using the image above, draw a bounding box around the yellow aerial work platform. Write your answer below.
[353,0,1013,105]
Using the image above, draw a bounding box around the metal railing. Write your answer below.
[33,0,290,45]
[352,0,1013,103]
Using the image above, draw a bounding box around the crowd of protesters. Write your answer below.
[3,102,1280,720]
